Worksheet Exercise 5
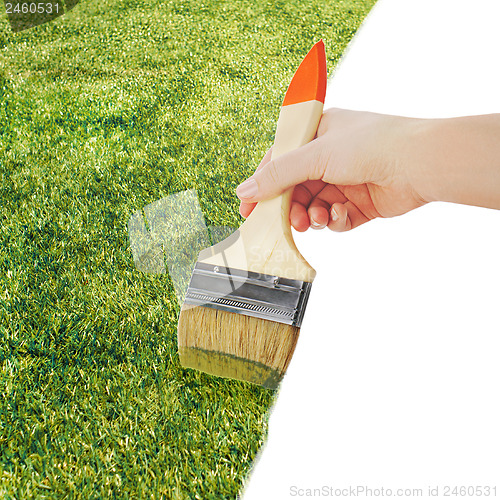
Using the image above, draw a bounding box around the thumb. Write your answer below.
[236,140,324,201]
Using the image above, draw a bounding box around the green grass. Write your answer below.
[0,0,375,497]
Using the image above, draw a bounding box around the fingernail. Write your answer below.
[236,178,258,199]
[331,207,339,222]
[310,218,324,230]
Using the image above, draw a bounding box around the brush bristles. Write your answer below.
[177,305,300,389]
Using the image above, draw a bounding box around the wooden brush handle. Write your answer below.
[236,99,324,282]
[200,101,324,281]
[252,99,324,231]
[199,99,323,282]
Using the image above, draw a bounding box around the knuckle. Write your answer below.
[317,118,328,138]
[317,108,338,136]
[308,146,328,181]
[264,161,283,187]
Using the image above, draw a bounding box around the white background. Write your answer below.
[242,0,500,498]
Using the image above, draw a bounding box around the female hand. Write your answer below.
[237,108,428,232]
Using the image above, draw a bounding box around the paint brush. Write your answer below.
[177,40,327,389]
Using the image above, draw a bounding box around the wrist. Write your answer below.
[405,114,500,210]
[403,117,447,204]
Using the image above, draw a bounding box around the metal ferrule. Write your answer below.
[184,262,312,327]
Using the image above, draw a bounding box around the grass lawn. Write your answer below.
[0,0,375,497]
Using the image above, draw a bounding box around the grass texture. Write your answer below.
[0,0,375,497]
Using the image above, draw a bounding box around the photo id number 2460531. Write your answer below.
[5,2,60,14]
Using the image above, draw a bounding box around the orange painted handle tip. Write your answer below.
[282,40,327,107]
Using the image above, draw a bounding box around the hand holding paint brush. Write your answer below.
[238,110,500,229]
[178,40,500,389]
